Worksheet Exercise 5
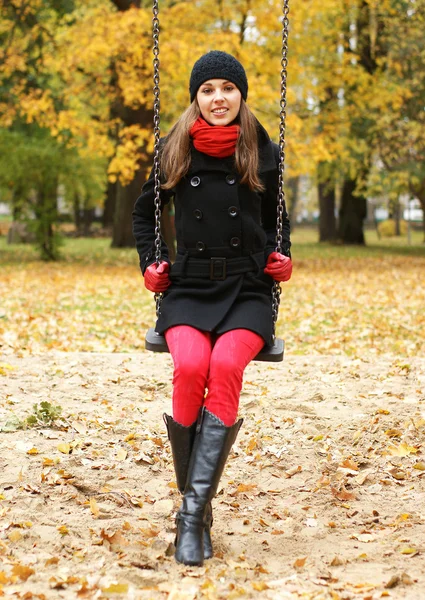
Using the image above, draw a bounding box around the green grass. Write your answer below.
[0,226,423,267]
[292,227,425,259]
[0,236,139,266]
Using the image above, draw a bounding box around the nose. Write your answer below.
[213,89,225,102]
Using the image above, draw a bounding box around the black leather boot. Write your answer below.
[163,413,214,560]
[174,408,243,566]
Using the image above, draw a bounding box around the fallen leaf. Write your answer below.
[331,486,356,501]
[294,557,307,568]
[231,483,257,495]
[12,564,35,581]
[101,583,129,594]
[8,530,23,543]
[400,547,418,555]
[285,465,302,478]
[413,462,425,471]
[57,443,71,455]
[57,525,69,535]
[251,581,269,592]
[116,448,127,461]
[90,497,100,517]
[388,443,418,457]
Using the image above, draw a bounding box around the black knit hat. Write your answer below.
[189,50,248,102]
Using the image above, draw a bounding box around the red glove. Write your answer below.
[264,252,292,282]
[144,261,171,293]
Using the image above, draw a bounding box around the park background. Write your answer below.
[1,1,425,599]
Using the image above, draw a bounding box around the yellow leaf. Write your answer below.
[124,433,135,442]
[0,571,9,584]
[11,564,35,581]
[116,448,127,461]
[353,431,362,444]
[388,443,418,457]
[57,443,71,455]
[313,435,323,442]
[101,583,129,594]
[400,547,418,555]
[385,429,402,438]
[0,363,15,375]
[57,525,69,535]
[413,462,425,471]
[246,437,258,453]
[27,447,39,455]
[90,497,100,517]
[252,581,269,591]
[8,530,23,543]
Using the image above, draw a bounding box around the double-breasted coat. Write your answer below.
[132,121,291,346]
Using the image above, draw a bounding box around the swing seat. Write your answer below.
[145,328,284,362]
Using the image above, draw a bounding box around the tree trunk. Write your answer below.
[388,197,401,236]
[112,171,144,248]
[103,181,117,228]
[338,179,367,245]
[417,193,425,243]
[286,176,300,231]
[318,163,337,242]
[34,179,60,260]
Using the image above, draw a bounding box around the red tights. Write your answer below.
[165,326,264,427]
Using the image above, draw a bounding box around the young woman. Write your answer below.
[132,50,292,566]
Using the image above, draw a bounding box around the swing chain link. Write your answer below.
[152,0,162,317]
[271,0,290,342]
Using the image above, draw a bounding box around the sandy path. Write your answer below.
[1,351,425,599]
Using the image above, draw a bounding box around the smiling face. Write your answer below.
[196,79,242,126]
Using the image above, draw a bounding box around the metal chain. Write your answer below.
[271,0,290,342]
[152,0,162,317]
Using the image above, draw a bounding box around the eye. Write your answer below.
[224,85,234,92]
[201,88,212,94]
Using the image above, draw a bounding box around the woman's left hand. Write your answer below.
[264,251,292,282]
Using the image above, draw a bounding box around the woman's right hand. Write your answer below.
[144,261,171,293]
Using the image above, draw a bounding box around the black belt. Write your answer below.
[171,252,264,281]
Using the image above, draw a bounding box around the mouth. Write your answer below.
[212,108,229,115]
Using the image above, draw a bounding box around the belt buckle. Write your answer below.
[210,257,227,281]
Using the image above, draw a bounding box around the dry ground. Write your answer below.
[1,350,425,600]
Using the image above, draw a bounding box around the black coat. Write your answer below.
[132,122,291,345]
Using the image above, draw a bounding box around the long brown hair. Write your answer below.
[161,99,265,192]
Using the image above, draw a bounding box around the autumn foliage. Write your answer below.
[1,0,424,247]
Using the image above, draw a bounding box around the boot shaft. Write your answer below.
[163,414,197,493]
[183,408,243,510]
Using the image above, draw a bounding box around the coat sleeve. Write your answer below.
[132,166,174,275]
[261,143,292,259]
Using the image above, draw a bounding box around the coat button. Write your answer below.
[226,174,236,185]
[196,241,206,252]
[228,206,239,218]
[230,237,240,248]
[193,209,203,220]
[191,176,201,187]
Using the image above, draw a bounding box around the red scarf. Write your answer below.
[190,117,240,158]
